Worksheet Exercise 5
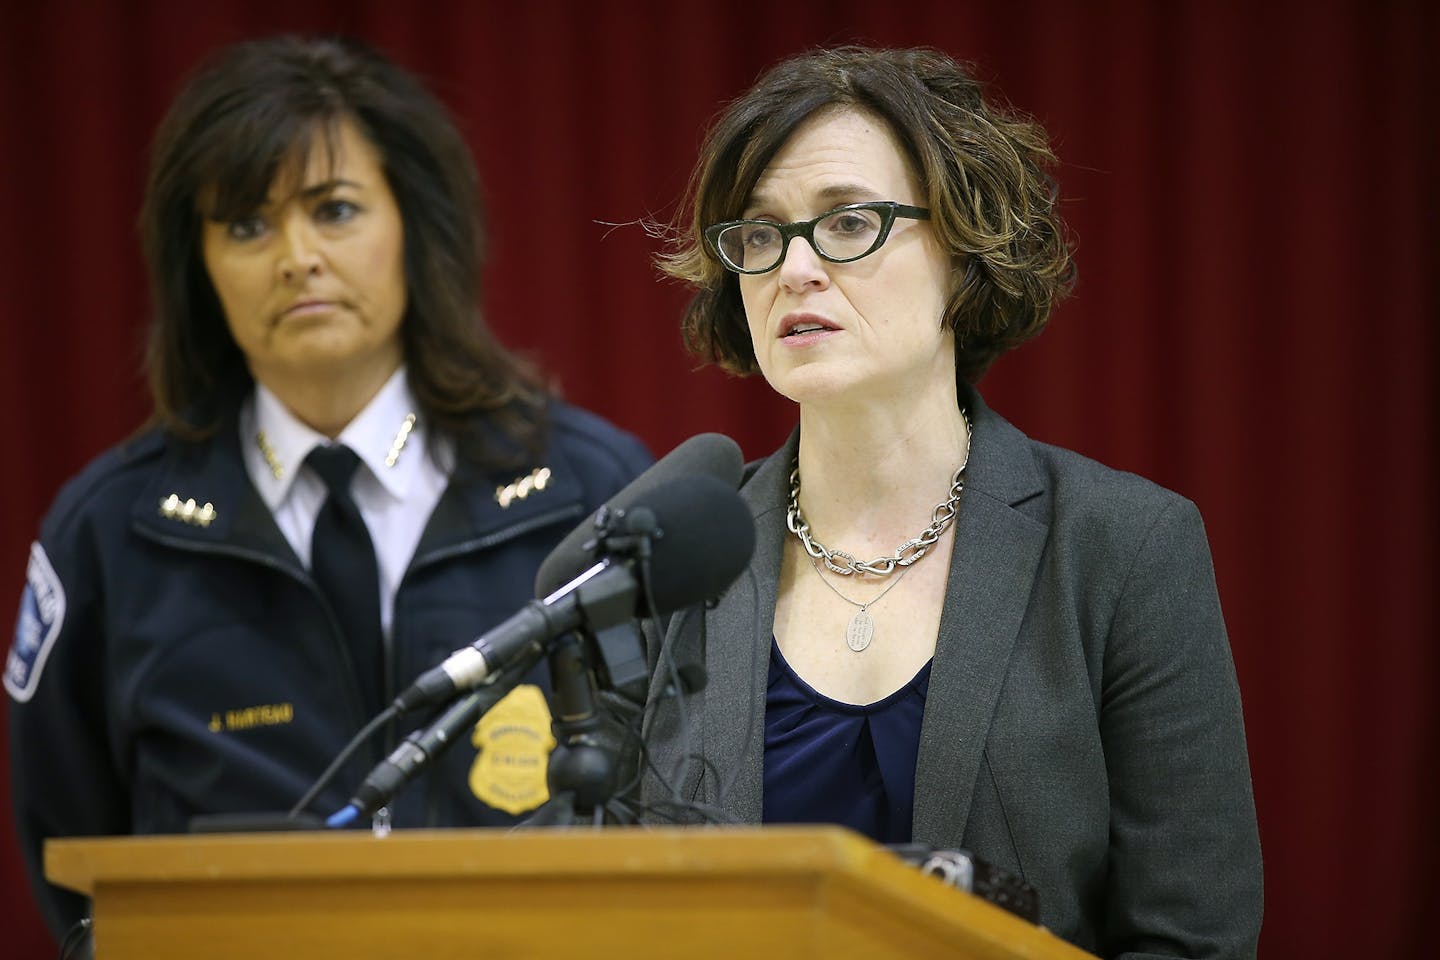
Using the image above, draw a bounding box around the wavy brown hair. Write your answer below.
[659,46,1075,385]
[141,35,547,468]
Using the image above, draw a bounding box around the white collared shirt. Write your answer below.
[239,368,453,636]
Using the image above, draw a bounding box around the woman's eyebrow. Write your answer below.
[814,183,884,204]
[744,182,884,217]
[296,178,363,199]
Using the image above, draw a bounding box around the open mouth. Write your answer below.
[781,315,838,338]
[785,323,829,337]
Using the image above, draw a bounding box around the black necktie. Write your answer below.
[305,444,384,715]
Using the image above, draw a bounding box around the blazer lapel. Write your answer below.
[697,431,796,820]
[913,391,1048,845]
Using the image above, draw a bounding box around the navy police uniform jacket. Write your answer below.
[6,401,651,938]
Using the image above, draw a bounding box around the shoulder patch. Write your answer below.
[5,542,67,703]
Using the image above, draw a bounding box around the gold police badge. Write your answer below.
[469,684,555,814]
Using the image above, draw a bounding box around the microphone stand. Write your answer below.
[522,506,655,827]
[525,633,621,826]
[338,504,657,826]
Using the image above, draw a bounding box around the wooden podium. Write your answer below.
[47,826,1096,959]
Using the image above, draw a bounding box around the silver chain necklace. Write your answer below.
[808,556,913,652]
[785,408,973,578]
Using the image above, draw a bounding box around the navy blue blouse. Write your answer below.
[762,639,932,844]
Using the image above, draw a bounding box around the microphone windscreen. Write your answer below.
[535,433,743,598]
[635,474,755,613]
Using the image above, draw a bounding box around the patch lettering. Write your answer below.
[5,542,67,703]
[208,702,295,732]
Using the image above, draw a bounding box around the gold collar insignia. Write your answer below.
[159,493,217,528]
[495,466,552,509]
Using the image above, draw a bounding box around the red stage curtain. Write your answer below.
[1,2,1435,957]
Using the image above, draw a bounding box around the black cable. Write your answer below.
[639,561,764,821]
[58,917,92,960]
[604,796,639,824]
[632,794,736,826]
[629,750,736,825]
[633,555,693,804]
[287,704,396,821]
[607,713,650,802]
[633,583,699,802]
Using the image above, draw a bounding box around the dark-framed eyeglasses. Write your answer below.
[704,201,932,275]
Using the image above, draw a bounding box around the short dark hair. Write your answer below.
[659,46,1075,385]
[140,35,546,468]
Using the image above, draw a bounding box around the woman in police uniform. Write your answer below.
[6,36,650,941]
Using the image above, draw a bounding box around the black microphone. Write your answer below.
[335,663,535,825]
[390,473,755,716]
[338,475,755,822]
[335,692,483,824]
[533,433,743,599]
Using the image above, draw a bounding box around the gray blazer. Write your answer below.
[642,388,1262,959]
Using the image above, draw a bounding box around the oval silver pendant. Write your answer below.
[846,610,874,652]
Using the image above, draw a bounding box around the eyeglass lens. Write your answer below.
[717,206,888,272]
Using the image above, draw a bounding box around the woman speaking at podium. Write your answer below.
[6,36,650,942]
[647,46,1262,958]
